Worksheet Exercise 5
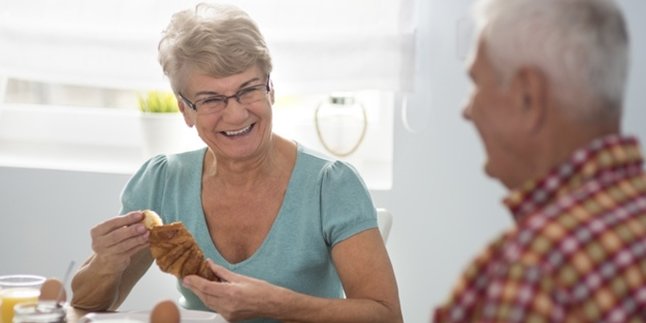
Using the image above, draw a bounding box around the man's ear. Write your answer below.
[511,66,547,134]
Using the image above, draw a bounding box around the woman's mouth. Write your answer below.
[221,123,255,137]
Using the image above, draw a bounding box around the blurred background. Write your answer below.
[0,0,644,322]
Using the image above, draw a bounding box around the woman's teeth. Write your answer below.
[223,124,253,137]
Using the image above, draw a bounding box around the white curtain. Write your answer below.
[0,0,415,93]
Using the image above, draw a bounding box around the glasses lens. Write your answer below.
[238,86,267,105]
[198,97,227,114]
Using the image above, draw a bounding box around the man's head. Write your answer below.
[463,0,630,189]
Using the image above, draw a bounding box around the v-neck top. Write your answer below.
[120,143,377,320]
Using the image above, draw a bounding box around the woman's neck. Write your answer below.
[203,136,295,189]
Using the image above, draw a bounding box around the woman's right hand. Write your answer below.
[71,211,154,311]
[89,211,150,274]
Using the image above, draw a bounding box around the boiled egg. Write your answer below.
[39,278,66,302]
[150,299,180,323]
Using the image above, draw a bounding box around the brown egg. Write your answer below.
[39,278,66,302]
[150,299,180,323]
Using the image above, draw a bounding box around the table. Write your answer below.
[65,306,229,323]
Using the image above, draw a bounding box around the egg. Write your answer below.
[142,209,164,229]
[150,299,181,323]
[39,278,66,302]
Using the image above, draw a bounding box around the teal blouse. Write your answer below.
[120,144,377,323]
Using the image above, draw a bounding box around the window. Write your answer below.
[0,0,415,190]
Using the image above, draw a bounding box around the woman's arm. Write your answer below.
[183,228,403,323]
[71,211,154,311]
[281,228,402,323]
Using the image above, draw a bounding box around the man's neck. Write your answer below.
[534,115,621,182]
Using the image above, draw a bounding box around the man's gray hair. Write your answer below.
[472,0,629,118]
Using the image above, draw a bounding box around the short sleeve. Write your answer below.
[320,160,378,246]
[119,154,170,223]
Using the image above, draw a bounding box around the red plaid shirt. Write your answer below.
[434,134,646,322]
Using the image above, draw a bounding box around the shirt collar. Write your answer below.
[503,134,643,222]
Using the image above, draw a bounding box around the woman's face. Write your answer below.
[179,65,274,162]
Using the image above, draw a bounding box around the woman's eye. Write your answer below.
[203,97,225,104]
[238,88,255,96]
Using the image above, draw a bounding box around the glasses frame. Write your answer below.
[178,75,271,113]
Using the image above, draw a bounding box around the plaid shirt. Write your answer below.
[434,134,646,322]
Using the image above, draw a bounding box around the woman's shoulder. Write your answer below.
[295,143,363,182]
[166,147,207,168]
[133,147,206,180]
[296,143,352,169]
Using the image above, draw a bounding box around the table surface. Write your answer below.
[66,306,229,323]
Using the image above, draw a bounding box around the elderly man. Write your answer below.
[435,0,646,322]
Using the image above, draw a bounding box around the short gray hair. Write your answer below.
[158,3,273,93]
[472,0,629,118]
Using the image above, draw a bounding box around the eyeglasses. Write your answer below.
[179,76,271,115]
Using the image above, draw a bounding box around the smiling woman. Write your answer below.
[67,3,404,322]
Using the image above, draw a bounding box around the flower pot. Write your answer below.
[140,112,195,157]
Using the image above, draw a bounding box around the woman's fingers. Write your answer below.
[91,211,144,237]
[91,213,147,250]
[92,224,148,254]
[206,260,236,283]
[106,224,148,249]
[89,212,151,273]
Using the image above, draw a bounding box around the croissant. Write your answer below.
[148,221,219,281]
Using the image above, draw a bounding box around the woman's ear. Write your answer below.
[512,66,547,134]
[269,81,275,105]
[177,99,195,127]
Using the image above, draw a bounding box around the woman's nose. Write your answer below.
[221,99,249,121]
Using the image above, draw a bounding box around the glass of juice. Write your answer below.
[0,275,46,323]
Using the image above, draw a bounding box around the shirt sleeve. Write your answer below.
[320,160,378,247]
[119,154,170,223]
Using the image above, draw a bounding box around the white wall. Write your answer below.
[0,167,178,310]
[0,0,644,321]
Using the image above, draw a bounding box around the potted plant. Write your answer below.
[138,91,180,114]
[138,90,191,157]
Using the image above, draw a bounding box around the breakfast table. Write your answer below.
[65,306,230,323]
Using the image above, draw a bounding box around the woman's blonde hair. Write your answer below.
[158,3,272,93]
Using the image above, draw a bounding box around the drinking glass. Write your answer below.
[0,275,46,323]
[13,302,65,323]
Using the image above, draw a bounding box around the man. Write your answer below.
[435,0,646,321]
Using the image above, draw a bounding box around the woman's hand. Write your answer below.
[182,260,281,321]
[89,211,150,275]
[71,211,154,311]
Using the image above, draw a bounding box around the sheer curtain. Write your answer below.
[0,0,415,93]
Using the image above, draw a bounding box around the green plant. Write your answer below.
[138,91,179,113]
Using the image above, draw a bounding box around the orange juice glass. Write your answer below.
[0,275,45,323]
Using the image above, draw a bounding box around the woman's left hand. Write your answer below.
[182,260,280,321]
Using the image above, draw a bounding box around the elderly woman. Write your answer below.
[70,3,402,323]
